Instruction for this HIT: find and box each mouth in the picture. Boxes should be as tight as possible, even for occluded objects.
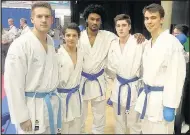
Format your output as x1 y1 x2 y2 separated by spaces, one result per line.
41 25 48 27
147 26 154 29
92 25 98 28
68 41 74 44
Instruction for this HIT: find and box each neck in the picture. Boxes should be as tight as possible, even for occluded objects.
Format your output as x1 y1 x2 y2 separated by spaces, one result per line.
65 45 77 53
87 27 98 37
32 28 47 43
119 34 130 45
23 24 27 28
151 28 163 41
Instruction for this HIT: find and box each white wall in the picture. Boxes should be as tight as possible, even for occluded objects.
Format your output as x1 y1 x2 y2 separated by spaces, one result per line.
55 9 71 26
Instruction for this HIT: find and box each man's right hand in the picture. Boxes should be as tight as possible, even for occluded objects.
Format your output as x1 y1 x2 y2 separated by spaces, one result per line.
20 119 32 132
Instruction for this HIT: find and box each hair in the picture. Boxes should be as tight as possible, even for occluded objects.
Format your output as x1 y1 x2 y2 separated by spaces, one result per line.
62 23 81 37
83 4 106 22
8 18 14 22
20 18 27 24
31 2 52 16
175 24 189 36
143 3 165 18
114 14 131 25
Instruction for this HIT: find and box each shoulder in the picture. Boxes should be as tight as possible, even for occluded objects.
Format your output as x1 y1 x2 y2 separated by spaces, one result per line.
47 34 54 44
101 30 117 36
7 33 30 55
159 32 184 53
110 38 119 50
80 30 87 37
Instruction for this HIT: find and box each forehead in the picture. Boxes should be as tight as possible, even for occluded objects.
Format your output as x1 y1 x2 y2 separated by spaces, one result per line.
88 13 101 19
116 20 129 25
32 7 51 16
65 29 79 35
8 19 13 22
144 11 160 18
173 28 181 33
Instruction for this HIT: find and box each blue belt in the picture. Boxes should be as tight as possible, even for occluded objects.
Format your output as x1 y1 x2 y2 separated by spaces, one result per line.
57 85 81 118
81 69 104 96
138 84 164 119
117 75 139 115
25 90 62 134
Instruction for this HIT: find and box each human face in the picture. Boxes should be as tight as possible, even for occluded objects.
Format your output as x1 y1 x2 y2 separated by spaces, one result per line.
144 11 164 34
87 13 101 32
8 19 13 26
20 20 25 27
115 20 131 38
31 7 52 33
173 28 182 36
64 29 79 48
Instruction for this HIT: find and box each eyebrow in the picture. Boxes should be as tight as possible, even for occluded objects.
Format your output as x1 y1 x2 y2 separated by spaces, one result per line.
145 15 157 18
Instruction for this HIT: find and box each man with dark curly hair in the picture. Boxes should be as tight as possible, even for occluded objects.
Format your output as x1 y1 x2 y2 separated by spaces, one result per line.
79 5 117 134
79 4 146 134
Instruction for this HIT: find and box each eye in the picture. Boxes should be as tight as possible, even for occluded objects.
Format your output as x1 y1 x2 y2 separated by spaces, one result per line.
45 15 50 18
37 15 42 18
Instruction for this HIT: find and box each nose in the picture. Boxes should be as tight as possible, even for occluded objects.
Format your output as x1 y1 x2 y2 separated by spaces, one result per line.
119 26 123 30
147 19 152 24
92 20 98 25
41 16 46 22
69 36 73 40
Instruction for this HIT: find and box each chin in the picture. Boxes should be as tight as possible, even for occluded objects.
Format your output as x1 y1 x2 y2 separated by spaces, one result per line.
67 44 75 47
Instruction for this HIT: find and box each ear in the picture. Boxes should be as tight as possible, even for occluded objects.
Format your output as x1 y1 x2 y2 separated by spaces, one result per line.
160 17 164 25
129 24 131 31
30 17 34 24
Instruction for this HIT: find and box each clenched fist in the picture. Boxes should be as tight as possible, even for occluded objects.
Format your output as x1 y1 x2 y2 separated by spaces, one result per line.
20 119 32 132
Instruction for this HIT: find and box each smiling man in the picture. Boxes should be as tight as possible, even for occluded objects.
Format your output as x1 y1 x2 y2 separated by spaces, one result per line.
135 3 186 134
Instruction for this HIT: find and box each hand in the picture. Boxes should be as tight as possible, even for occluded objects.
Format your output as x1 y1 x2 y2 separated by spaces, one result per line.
20 119 32 132
2 40 8 45
134 33 146 44
163 106 175 122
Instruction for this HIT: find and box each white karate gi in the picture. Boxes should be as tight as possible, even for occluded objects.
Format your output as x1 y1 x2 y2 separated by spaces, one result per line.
135 30 186 134
4 31 59 134
79 30 117 134
8 25 18 41
107 35 146 134
21 25 31 35
57 45 83 134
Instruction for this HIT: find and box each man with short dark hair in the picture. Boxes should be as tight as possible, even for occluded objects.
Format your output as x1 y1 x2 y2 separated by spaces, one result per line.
57 23 83 134
135 3 186 134
107 13 146 134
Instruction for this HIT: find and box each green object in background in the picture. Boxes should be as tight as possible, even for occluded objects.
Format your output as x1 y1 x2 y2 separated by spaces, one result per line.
183 37 189 52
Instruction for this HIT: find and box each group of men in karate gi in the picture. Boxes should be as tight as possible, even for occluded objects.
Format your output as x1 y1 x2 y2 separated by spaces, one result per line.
4 1 187 134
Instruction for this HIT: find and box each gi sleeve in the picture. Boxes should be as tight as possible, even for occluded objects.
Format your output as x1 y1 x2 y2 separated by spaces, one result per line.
4 40 30 124
105 41 117 79
163 38 186 108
